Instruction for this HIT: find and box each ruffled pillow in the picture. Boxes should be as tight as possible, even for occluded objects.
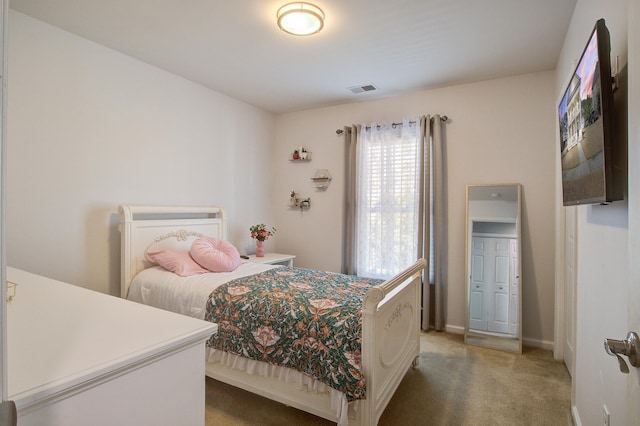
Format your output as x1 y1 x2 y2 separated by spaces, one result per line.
147 250 209 277
190 237 241 272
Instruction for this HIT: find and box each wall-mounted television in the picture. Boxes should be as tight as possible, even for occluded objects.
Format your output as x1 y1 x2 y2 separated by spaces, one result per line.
558 18 623 206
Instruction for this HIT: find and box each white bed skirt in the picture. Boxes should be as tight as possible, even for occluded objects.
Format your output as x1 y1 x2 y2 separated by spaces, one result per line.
206 347 357 425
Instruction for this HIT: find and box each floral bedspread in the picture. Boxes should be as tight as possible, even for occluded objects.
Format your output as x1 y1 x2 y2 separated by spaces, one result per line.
204 267 383 401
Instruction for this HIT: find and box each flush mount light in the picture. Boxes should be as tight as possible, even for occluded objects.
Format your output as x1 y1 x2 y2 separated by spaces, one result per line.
277 2 325 36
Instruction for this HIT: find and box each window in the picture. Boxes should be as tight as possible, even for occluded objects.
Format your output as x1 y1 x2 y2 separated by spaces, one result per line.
356 121 420 279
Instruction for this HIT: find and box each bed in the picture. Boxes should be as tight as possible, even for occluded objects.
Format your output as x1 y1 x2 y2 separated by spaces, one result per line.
119 205 426 426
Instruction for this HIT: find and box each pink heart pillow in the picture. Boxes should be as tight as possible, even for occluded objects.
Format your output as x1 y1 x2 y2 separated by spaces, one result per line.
147 250 209 277
190 237 241 272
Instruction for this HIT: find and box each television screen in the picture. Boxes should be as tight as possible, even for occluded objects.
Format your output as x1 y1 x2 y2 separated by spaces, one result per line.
558 19 618 206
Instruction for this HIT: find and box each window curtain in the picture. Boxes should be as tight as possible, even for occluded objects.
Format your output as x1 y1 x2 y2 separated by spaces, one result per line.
342 124 360 276
418 115 445 331
341 115 445 330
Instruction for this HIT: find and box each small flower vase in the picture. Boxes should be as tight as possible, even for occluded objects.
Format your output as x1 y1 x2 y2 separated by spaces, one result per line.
256 240 264 257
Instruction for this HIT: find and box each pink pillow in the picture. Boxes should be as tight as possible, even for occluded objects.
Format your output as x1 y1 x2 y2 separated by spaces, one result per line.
148 250 209 277
190 237 241 272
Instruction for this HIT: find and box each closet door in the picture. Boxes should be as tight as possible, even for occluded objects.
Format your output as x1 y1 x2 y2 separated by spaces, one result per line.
509 239 519 336
469 238 488 331
470 236 511 334
487 238 510 334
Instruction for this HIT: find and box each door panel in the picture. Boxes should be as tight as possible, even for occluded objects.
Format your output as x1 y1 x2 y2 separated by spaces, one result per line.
509 240 519 335
490 292 510 333
470 248 487 330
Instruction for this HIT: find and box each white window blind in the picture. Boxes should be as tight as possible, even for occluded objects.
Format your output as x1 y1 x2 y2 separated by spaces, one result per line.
356 121 420 279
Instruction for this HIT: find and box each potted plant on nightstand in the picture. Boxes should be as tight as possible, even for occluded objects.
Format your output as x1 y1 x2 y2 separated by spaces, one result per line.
249 223 276 257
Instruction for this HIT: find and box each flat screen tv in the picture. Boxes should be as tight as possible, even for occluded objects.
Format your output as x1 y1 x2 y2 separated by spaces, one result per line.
558 19 622 206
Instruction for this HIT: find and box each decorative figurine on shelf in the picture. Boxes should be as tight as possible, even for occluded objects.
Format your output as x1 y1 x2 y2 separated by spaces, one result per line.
249 223 276 257
300 147 308 160
300 198 311 209
290 190 300 207
292 150 300 160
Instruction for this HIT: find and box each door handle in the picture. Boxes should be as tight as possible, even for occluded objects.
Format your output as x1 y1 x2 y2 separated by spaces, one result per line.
604 332 639 374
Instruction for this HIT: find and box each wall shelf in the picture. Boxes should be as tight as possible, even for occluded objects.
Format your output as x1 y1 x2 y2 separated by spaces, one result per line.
289 149 311 161
311 169 332 189
288 190 311 210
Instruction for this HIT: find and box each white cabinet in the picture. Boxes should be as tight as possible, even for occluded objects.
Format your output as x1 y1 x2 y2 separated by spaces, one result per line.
7 267 216 425
247 253 295 267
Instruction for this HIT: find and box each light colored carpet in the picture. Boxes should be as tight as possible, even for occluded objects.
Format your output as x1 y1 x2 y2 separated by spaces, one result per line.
205 331 572 425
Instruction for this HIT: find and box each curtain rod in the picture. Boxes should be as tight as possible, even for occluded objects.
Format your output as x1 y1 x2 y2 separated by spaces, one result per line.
335 115 448 135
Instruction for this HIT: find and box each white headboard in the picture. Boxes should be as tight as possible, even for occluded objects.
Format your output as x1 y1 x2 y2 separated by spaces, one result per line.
118 205 226 298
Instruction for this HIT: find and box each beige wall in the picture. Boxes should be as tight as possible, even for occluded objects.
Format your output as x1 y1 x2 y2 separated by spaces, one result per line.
274 71 558 347
7 11 276 295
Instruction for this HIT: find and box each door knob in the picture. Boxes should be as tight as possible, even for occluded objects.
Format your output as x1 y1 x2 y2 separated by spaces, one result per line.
604 332 639 374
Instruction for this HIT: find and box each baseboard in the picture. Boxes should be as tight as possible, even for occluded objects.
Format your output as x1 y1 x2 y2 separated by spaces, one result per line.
522 337 554 351
440 325 555 351
571 404 580 425
445 325 464 335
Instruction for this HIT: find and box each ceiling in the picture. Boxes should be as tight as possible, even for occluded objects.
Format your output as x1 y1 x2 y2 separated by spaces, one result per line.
9 0 577 114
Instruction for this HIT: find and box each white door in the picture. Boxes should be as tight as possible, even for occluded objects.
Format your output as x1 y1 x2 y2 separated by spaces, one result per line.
470 238 487 331
564 207 577 377
627 2 640 420
470 236 512 334
488 238 510 334
509 239 519 336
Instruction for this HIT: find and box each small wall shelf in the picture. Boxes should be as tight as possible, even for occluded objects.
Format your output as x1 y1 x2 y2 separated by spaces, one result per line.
311 169 332 189
288 190 311 210
289 148 311 161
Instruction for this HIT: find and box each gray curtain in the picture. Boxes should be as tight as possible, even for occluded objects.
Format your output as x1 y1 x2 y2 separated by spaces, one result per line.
419 115 445 331
342 124 360 275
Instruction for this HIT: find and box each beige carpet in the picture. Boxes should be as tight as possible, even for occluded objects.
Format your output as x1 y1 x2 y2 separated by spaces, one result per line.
205 331 572 425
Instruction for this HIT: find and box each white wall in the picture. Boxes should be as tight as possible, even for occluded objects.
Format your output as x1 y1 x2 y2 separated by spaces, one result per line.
554 0 630 424
7 11 276 295
274 71 558 346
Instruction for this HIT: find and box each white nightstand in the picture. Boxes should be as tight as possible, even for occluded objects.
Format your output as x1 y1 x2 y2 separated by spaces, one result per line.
247 253 295 267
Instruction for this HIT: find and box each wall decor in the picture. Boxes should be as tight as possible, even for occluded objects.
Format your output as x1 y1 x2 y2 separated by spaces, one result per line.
289 190 311 210
311 169 331 189
289 147 311 161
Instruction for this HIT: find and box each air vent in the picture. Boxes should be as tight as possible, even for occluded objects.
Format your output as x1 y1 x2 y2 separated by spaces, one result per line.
348 84 377 94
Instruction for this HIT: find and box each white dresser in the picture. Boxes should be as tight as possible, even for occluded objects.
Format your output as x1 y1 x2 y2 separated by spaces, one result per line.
6 267 216 426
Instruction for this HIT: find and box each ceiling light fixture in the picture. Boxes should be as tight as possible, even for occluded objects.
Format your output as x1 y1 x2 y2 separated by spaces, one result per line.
277 2 325 36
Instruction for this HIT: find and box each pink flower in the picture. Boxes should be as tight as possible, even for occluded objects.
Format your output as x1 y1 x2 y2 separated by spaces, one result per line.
344 350 362 369
252 326 280 347
303 337 318 350
290 281 313 290
349 281 372 288
310 298 340 310
227 285 250 296
249 224 276 242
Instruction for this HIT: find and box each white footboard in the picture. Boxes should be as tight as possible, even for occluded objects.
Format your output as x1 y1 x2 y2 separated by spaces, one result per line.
355 258 426 425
